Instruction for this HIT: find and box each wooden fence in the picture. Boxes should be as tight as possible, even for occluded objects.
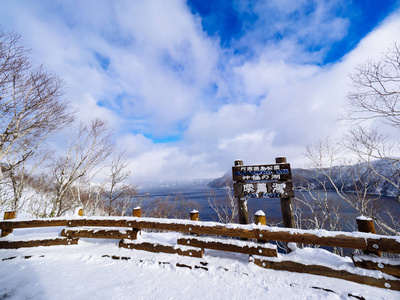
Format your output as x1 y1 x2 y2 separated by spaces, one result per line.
1 210 400 291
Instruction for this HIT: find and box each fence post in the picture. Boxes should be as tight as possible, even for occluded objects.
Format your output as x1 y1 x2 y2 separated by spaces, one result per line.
1 211 16 237
190 210 199 236
255 210 267 243
255 210 266 226
132 207 142 236
133 207 142 218
190 210 199 221
356 216 381 257
276 157 295 229
233 159 249 225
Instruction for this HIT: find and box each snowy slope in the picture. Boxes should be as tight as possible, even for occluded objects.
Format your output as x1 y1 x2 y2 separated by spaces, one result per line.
0 227 399 299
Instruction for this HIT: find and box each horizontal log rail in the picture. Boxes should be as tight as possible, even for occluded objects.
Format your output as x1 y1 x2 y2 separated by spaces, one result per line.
0 238 78 249
177 236 278 257
0 219 69 229
119 240 204 258
125 218 400 255
1 216 400 254
352 254 400 278
61 228 139 240
253 257 400 291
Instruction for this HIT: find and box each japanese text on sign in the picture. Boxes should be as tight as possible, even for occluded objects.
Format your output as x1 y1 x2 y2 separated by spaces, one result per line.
238 182 294 198
232 163 292 182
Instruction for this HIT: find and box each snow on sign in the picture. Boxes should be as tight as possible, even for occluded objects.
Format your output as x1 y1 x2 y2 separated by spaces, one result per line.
232 163 291 182
235 182 294 198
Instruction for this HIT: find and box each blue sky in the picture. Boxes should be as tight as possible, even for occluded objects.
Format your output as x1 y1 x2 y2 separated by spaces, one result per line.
1 0 400 183
188 0 397 63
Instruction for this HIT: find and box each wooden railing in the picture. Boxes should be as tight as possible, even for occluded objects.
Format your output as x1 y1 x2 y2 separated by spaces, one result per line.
1 211 400 291
1 216 400 254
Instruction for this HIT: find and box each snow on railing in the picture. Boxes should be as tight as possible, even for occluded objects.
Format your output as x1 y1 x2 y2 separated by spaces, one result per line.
1 211 400 254
2 209 400 291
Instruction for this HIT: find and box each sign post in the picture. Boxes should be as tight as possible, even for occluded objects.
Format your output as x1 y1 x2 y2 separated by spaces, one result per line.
275 157 295 230
232 157 295 251
233 160 249 224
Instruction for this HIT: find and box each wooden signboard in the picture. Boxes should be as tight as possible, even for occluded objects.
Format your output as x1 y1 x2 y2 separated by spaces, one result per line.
232 163 291 182
232 158 295 250
234 181 294 199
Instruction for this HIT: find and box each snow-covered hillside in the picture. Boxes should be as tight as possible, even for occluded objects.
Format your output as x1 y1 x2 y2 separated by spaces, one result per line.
1 226 399 299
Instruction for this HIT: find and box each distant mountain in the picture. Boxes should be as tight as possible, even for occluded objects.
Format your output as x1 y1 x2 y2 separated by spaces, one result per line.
208 159 400 198
142 178 214 189
294 159 400 198
208 171 232 189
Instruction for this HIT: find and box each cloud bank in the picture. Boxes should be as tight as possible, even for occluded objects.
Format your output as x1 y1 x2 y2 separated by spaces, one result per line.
1 0 400 184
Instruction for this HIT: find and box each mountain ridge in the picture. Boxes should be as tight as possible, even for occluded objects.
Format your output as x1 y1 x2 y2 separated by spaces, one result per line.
208 159 400 198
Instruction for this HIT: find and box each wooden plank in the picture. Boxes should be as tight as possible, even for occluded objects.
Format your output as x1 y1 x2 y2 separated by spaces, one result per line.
0 238 78 249
118 240 203 258
234 181 294 198
357 217 381 256
1 211 16 237
125 219 400 254
253 258 400 291
2 217 400 255
256 230 368 250
352 255 400 278
177 237 277 257
232 163 292 182
233 160 250 225
126 220 256 239
366 237 400 255
66 219 128 227
0 219 68 230
61 228 138 239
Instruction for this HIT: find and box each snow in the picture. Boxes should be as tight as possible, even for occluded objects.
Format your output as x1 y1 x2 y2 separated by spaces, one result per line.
1 227 400 299
357 215 373 221
254 247 398 280
353 254 400 266
255 210 265 216
0 226 65 242
3 215 400 244
181 235 277 250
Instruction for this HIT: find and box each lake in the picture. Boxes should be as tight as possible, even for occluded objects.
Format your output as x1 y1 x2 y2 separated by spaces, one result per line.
132 185 400 231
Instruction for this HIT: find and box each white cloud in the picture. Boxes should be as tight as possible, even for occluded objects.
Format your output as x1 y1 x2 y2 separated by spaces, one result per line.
116 133 222 183
1 1 400 182
1 0 220 136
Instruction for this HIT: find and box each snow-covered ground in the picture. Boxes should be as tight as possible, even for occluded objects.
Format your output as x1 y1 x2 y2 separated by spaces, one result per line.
1 227 399 299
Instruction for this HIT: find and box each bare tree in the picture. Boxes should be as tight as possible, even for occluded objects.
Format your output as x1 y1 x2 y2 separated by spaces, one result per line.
340 43 400 235
23 173 55 218
294 169 343 233
342 43 400 201
2 142 53 211
207 185 238 223
299 138 400 236
72 173 107 216
294 140 345 237
0 30 74 181
49 118 114 217
147 193 199 219
344 126 400 199
345 43 400 127
296 44 400 239
103 151 136 216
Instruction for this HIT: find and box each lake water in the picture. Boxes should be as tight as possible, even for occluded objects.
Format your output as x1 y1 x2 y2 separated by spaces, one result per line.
132 185 400 231
133 185 225 221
